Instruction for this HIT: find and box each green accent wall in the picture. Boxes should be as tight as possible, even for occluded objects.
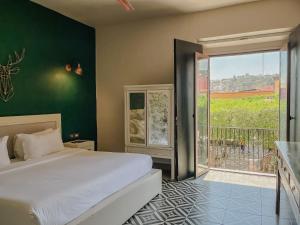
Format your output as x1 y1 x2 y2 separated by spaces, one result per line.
0 0 97 143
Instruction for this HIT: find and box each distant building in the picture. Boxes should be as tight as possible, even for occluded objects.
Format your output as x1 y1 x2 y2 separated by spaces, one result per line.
210 75 279 98
210 74 279 94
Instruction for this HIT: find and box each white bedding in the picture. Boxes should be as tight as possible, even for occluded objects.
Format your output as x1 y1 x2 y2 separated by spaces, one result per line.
0 148 152 225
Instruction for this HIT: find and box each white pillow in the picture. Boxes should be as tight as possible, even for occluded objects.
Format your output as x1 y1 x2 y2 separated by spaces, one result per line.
14 128 53 159
22 129 64 160
0 136 11 168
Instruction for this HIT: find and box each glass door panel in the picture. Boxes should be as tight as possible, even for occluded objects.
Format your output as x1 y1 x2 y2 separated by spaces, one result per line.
147 90 171 147
195 52 210 177
279 44 288 141
128 92 146 145
289 45 297 141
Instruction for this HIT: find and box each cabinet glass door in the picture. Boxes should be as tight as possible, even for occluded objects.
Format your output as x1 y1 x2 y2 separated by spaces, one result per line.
128 92 146 145
147 90 171 147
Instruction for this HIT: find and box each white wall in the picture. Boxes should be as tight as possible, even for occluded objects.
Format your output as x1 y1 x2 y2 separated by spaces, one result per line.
96 0 300 152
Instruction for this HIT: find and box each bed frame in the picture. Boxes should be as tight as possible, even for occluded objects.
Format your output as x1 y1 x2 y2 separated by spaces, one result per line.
0 113 162 225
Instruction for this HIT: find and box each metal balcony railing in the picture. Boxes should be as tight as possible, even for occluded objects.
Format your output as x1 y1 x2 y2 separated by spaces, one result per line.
209 127 278 174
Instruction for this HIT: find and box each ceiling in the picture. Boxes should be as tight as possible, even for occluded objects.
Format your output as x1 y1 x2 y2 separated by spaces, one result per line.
31 0 263 27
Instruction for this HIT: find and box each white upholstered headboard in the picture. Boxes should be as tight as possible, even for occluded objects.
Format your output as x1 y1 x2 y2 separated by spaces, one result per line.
0 114 61 158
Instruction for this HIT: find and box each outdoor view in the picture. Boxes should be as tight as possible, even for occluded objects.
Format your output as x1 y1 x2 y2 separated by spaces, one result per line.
208 51 280 173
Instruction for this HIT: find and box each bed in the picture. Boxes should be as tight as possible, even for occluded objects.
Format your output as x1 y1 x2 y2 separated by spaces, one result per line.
0 114 162 225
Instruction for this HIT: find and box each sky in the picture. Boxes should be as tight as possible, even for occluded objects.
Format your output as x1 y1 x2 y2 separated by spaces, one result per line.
210 51 280 80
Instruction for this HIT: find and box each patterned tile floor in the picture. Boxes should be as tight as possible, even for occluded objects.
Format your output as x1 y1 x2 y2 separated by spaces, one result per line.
124 170 297 225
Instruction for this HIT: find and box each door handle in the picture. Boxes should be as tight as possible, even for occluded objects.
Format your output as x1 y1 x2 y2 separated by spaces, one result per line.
290 116 295 120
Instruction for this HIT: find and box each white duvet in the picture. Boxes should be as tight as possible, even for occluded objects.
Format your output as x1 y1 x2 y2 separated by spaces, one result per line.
0 148 152 225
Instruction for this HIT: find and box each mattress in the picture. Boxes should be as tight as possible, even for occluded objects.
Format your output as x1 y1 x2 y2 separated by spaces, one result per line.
0 148 152 225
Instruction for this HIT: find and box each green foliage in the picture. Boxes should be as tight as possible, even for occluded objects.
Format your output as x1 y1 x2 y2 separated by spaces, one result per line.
209 94 279 129
196 94 279 150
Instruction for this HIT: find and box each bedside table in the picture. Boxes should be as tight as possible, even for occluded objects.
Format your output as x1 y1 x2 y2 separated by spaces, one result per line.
64 140 95 151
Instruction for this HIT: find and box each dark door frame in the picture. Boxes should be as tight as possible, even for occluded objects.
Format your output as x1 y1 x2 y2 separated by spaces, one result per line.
174 39 203 180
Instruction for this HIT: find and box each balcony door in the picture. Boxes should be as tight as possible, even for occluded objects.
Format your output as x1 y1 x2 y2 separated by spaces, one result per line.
288 25 300 141
174 39 203 180
195 53 210 177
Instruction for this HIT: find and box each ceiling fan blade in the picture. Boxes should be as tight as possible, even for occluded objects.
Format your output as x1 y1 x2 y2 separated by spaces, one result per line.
117 0 135 12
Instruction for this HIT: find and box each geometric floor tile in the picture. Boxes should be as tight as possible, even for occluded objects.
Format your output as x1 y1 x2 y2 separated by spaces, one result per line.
223 210 261 225
261 216 296 225
195 194 229 209
188 205 225 224
184 217 221 225
124 170 296 225
227 198 262 215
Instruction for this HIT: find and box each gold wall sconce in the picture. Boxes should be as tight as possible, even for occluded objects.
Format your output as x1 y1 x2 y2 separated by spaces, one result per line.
65 61 83 76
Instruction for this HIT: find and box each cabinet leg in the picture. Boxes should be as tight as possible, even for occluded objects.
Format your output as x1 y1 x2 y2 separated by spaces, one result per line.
276 170 281 215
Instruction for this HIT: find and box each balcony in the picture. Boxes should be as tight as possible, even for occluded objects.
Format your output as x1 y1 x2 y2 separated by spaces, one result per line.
208 127 278 174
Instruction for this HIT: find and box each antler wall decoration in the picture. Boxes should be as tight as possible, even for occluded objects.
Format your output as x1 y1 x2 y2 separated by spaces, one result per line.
0 48 25 102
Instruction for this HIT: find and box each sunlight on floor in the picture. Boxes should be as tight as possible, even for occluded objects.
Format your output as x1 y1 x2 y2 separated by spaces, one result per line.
126 169 295 225
202 170 276 189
